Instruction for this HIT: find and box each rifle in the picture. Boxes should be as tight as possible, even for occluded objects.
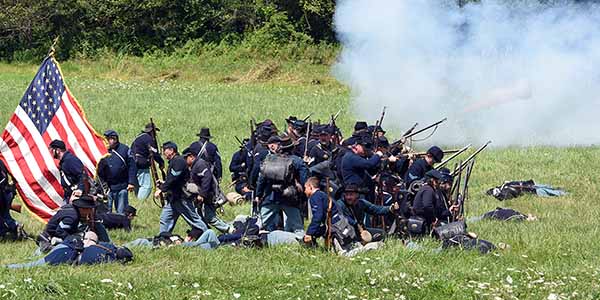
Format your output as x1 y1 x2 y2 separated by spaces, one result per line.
451 162 463 221
451 141 491 176
304 120 311 158
372 106 387 149
435 144 472 169
458 160 475 219
330 109 341 125
374 177 386 231
390 118 447 147
302 113 313 122
329 110 342 145
325 178 333 250
403 122 419 138
374 106 387 130
148 118 165 207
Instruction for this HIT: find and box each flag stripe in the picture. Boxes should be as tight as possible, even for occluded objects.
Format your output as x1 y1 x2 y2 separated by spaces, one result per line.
62 90 104 160
0 137 55 218
64 87 107 153
4 120 63 207
1 129 56 208
13 107 62 183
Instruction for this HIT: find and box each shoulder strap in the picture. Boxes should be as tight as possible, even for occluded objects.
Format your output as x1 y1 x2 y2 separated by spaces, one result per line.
111 148 127 165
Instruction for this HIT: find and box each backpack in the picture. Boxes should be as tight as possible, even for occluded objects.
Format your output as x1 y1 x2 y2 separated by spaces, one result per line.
482 207 528 221
442 234 496 254
330 206 358 251
260 154 295 184
433 221 466 240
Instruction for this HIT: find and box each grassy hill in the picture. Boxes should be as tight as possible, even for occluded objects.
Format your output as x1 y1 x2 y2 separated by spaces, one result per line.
0 58 598 299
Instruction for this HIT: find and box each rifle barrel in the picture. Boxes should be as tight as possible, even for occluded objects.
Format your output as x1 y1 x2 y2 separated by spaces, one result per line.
403 117 447 139
402 122 419 138
435 144 472 169
451 141 491 176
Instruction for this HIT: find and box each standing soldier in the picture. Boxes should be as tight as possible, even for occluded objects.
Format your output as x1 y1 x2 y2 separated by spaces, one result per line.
97 130 137 213
341 136 383 202
48 140 84 203
189 149 232 233
154 142 208 236
285 116 308 158
308 125 335 167
131 123 164 200
255 136 309 233
188 128 223 181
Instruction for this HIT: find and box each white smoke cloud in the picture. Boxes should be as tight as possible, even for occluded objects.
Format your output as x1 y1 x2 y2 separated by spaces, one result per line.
334 0 600 146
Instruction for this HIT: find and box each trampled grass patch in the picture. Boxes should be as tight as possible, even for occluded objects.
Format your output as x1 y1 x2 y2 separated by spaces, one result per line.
0 61 599 299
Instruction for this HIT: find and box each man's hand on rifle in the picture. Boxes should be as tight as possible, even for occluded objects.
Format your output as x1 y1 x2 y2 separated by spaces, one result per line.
388 155 398 163
127 184 135 192
154 189 162 198
156 179 164 186
253 197 261 206
196 195 204 204
389 202 400 213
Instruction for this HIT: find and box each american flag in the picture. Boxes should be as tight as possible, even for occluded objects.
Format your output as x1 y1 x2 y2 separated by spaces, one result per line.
0 57 107 222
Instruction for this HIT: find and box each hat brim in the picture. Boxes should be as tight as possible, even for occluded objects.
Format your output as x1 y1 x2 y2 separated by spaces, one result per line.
196 134 213 139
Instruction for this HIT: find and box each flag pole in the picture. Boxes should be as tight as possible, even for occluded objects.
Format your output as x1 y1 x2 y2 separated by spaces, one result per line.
47 37 59 58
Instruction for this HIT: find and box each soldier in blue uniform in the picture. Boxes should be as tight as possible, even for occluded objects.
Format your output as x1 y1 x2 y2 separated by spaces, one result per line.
155 143 208 235
130 123 164 200
341 136 383 203
97 130 137 213
412 169 458 231
308 125 334 167
96 205 137 231
335 185 399 242
190 153 232 233
302 177 335 245
285 117 308 158
404 146 444 186
78 233 133 265
344 121 370 146
249 125 274 187
188 128 223 181
7 232 132 268
49 139 84 203
255 136 309 233
39 195 110 252
0 160 25 240
229 138 253 201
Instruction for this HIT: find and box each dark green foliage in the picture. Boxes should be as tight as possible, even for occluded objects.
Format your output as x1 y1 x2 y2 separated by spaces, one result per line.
0 0 336 62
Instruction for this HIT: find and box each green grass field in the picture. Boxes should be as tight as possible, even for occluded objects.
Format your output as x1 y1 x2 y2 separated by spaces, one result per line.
0 59 599 300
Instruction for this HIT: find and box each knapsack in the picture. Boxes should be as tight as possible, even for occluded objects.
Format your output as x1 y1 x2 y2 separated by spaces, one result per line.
482 207 528 221
330 206 358 251
260 154 295 184
442 234 496 254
